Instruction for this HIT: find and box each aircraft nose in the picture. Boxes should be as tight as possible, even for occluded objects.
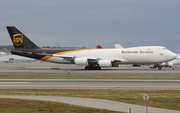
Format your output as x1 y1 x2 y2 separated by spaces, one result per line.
168 52 178 60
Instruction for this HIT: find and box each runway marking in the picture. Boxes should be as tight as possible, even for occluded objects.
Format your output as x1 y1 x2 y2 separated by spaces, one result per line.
0 82 29 84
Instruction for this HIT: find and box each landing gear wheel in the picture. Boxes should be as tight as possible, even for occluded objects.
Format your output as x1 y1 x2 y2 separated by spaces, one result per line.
85 66 90 70
158 66 162 70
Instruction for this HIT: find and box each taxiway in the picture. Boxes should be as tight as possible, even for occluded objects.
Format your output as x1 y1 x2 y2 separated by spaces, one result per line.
0 79 179 90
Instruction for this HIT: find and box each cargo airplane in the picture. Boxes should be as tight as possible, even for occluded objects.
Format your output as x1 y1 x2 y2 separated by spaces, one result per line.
7 26 177 70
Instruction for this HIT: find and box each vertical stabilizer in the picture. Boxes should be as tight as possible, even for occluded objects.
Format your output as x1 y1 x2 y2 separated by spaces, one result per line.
6 26 40 49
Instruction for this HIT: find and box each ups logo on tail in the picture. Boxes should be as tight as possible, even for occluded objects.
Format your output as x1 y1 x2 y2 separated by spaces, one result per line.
13 34 23 46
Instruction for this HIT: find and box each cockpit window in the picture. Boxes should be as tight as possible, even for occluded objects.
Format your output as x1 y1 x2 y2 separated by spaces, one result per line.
163 48 167 50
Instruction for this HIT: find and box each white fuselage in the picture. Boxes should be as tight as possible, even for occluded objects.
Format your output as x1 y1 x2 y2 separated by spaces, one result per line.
45 46 177 65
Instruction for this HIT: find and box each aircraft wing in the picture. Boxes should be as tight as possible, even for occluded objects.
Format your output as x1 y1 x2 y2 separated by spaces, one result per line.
52 54 98 62
52 54 128 63
52 55 75 61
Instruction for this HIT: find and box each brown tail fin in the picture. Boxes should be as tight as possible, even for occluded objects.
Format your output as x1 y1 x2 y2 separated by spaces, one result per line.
6 26 40 49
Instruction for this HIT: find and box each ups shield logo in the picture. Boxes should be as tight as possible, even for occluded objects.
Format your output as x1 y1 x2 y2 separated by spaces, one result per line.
13 34 23 46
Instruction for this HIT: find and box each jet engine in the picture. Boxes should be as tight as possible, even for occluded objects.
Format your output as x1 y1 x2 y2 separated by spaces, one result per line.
167 62 173 66
161 62 173 67
74 58 88 65
98 60 112 67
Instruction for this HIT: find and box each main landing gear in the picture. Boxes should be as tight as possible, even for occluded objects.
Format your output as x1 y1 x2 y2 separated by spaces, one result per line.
152 64 162 70
85 66 101 70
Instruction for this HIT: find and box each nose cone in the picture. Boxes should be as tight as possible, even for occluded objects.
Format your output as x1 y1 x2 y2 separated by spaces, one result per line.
167 52 178 61
173 53 178 59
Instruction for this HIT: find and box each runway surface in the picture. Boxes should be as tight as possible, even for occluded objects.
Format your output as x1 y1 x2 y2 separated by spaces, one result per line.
0 95 179 113
0 79 180 90
0 62 180 76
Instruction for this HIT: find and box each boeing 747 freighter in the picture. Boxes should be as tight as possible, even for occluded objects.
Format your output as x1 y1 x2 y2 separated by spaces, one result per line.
6 26 177 70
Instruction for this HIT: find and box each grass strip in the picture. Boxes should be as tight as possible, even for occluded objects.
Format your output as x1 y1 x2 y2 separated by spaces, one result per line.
0 90 179 111
0 98 122 113
0 75 180 79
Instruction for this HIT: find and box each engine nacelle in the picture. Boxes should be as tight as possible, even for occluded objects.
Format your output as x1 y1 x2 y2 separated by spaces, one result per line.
167 62 173 66
161 62 173 67
74 58 88 65
98 60 112 67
